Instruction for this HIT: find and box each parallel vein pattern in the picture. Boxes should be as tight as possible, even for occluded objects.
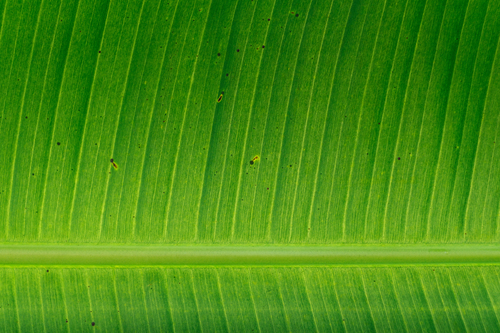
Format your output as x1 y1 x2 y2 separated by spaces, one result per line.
1 266 499 332
0 0 500 245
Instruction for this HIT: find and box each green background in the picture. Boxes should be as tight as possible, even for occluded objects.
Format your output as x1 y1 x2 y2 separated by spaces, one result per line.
1 0 500 330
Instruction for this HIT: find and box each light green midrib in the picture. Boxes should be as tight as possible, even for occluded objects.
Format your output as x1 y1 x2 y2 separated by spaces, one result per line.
0 244 499 265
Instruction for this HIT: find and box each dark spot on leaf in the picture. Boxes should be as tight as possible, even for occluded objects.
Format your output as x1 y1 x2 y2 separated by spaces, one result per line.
92 322 95 326
237 49 240 52
217 53 220 56
296 13 299 17
398 157 400 160
262 45 265 48
110 159 114 163
46 270 49 272
57 142 60 145
250 161 254 165
226 73 229 76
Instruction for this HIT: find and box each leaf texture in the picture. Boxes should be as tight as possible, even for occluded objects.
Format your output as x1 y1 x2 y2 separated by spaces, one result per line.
0 0 499 330
1 267 500 332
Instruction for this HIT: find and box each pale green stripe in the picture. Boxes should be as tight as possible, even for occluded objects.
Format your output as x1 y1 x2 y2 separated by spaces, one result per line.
0 244 498 265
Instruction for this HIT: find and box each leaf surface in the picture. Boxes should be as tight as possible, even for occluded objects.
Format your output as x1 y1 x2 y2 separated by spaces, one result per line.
1 0 500 330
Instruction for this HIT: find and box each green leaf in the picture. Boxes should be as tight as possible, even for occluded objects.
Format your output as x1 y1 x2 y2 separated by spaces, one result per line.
1 0 500 330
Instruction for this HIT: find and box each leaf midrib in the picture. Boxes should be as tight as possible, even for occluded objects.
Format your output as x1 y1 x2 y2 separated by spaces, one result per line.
0 244 499 266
